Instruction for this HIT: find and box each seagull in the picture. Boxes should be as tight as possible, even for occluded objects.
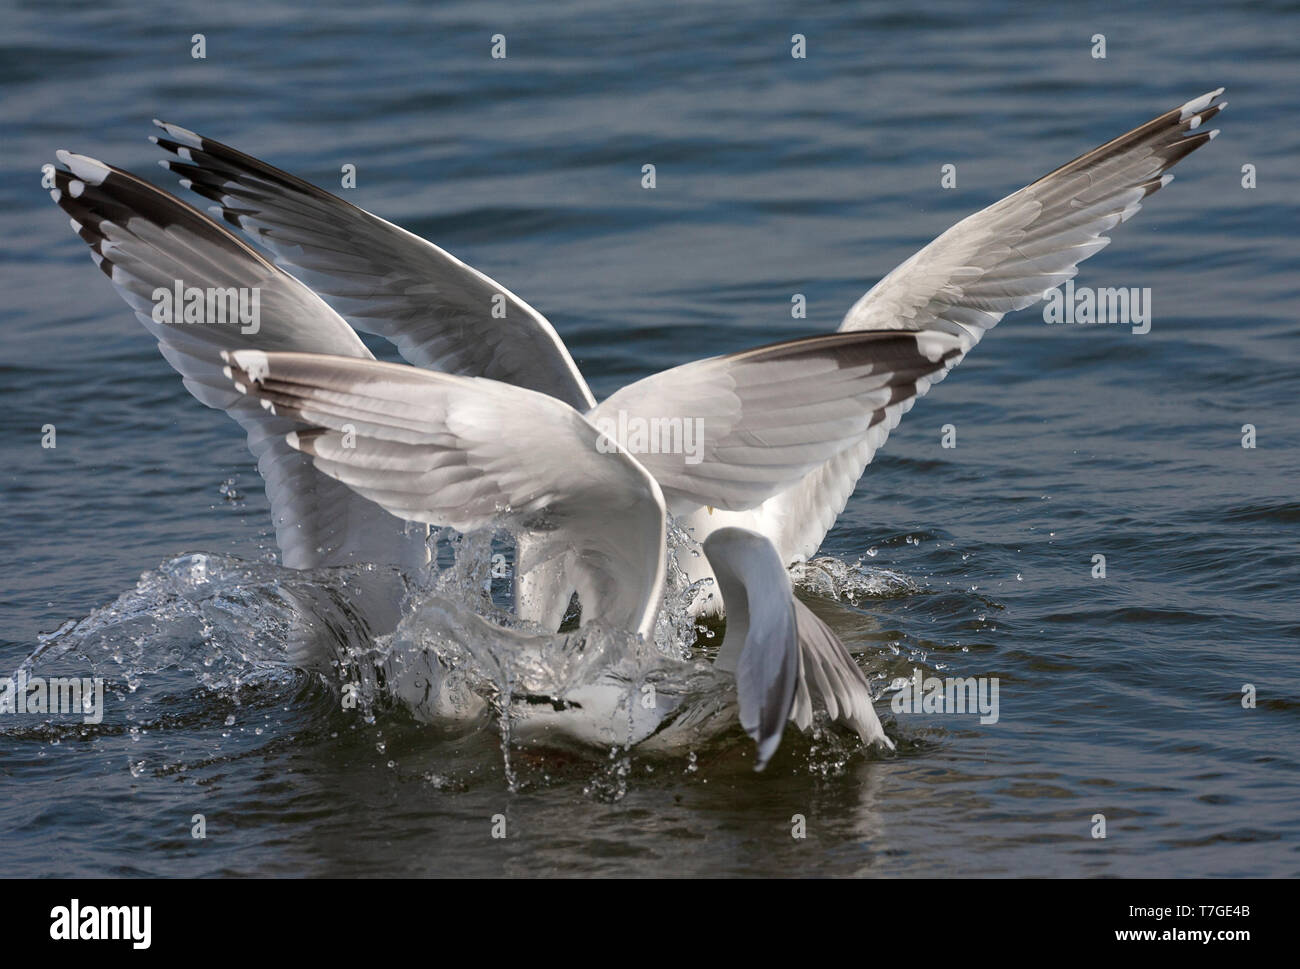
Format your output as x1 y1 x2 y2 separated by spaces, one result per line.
45 89 1224 758
47 141 960 759
131 88 1224 617
220 348 907 766
47 143 964 624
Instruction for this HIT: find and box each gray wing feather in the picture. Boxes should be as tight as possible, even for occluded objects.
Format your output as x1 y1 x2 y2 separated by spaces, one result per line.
791 599 894 750
151 121 596 411
592 330 962 514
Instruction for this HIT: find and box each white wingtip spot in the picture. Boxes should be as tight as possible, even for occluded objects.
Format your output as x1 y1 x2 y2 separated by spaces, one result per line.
152 119 203 148
233 381 248 394
231 349 270 383
68 179 85 198
54 150 110 186
49 188 61 203
1178 87 1225 121
285 431 301 449
68 216 82 233
1188 114 1202 129
915 331 963 363
179 178 192 190
1208 129 1220 140
1159 172 1174 187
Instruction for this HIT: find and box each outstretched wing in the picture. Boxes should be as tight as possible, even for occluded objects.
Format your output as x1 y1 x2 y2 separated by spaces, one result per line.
842 88 1225 341
151 121 595 410
708 89 1227 564
590 330 962 513
48 151 428 571
222 351 666 639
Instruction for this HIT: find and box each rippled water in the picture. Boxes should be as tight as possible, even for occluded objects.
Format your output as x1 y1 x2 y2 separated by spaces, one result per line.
2 0 1297 876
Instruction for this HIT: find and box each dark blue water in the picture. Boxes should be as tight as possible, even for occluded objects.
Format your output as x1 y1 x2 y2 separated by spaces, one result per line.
2 0 1297 876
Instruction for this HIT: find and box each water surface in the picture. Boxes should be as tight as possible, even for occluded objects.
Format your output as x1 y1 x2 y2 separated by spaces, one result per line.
2 0 1297 876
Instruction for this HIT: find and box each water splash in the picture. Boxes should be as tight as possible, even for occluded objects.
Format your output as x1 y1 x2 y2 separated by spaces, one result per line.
18 528 913 786
789 555 919 604
23 552 406 694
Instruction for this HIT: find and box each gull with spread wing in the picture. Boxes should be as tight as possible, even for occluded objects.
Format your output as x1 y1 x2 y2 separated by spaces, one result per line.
46 146 960 754
46 89 1224 759
137 88 1225 615
48 142 966 623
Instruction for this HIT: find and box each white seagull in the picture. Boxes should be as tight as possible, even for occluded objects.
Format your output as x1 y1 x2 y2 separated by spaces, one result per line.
46 88 1224 758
